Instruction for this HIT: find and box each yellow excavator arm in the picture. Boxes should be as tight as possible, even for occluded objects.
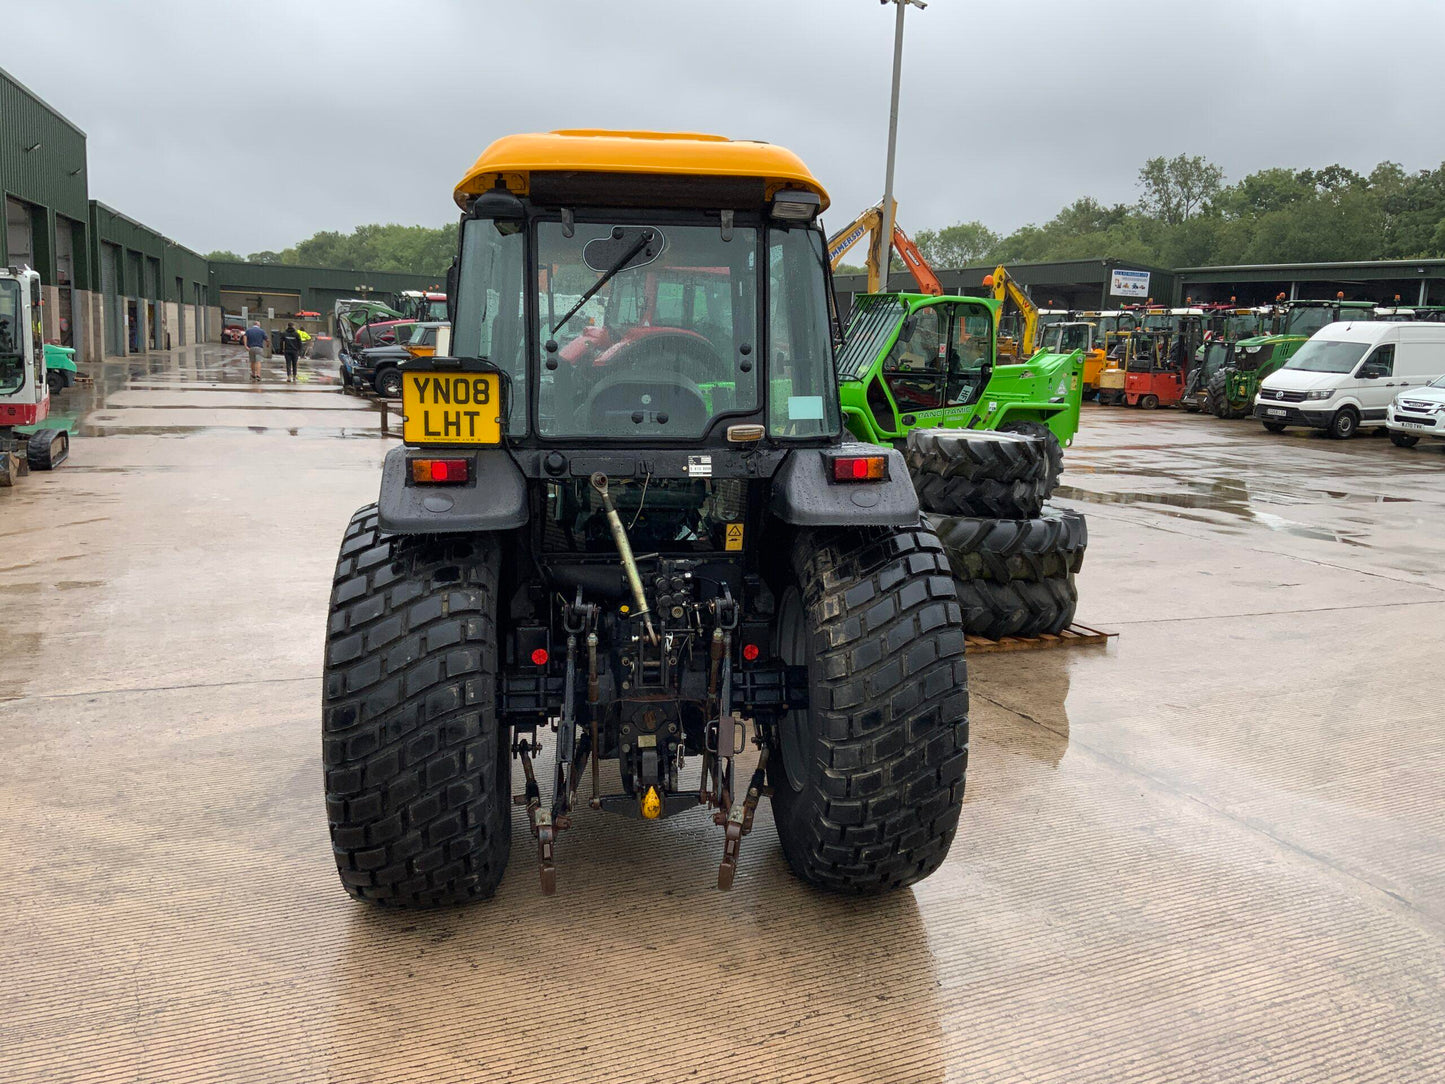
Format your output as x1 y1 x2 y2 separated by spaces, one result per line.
827 204 888 293
986 264 1039 358
827 200 943 296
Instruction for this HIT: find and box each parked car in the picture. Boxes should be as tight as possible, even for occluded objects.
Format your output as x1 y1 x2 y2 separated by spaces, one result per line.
1386 373 1445 447
351 319 416 350
1254 321 1445 438
341 322 447 398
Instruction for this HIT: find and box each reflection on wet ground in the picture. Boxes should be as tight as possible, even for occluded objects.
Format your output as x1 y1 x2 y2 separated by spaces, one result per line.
1 370 1444 1081
42 343 395 440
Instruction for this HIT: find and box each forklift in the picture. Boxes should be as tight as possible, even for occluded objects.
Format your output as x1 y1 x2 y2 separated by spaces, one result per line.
1 267 70 486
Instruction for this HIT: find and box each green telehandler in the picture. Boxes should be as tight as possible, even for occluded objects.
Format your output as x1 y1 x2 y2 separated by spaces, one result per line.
835 291 1084 489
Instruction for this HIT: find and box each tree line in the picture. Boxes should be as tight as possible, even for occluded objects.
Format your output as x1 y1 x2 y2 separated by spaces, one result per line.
904 155 1445 273
207 222 456 276
206 155 1445 278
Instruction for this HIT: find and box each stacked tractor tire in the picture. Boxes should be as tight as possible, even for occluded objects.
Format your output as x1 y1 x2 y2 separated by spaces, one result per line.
906 429 1087 640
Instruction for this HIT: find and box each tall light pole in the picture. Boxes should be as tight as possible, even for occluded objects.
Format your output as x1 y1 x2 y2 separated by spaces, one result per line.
878 0 925 292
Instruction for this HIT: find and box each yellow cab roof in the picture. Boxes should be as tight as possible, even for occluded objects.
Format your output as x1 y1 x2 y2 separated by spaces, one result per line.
453 129 829 211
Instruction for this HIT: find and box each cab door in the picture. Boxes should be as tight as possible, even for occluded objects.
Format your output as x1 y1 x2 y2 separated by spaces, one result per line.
879 301 949 428
1353 343 1396 421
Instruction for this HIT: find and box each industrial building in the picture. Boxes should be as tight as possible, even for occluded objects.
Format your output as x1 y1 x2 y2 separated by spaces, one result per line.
2 66 437 364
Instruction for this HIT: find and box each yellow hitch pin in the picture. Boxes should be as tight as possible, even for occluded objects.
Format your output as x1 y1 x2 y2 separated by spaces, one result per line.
641 786 662 820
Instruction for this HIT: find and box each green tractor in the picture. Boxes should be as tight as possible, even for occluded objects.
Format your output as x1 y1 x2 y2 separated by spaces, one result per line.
1207 299 1376 419
835 291 1084 487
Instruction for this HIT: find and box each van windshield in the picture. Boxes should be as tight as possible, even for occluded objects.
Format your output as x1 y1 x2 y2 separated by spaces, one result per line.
1283 339 1369 374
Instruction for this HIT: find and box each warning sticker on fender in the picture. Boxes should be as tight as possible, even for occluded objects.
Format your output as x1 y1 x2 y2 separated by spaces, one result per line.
725 523 744 550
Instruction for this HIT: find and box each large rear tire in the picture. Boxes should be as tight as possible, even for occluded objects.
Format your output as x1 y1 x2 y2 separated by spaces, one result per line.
998 419 1064 497
928 505 1087 583
954 575 1078 640
906 429 1049 518
770 526 968 894
322 504 511 907
1206 368 1244 419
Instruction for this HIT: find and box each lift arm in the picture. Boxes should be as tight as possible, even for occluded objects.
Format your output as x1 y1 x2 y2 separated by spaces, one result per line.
987 264 1039 357
827 201 943 296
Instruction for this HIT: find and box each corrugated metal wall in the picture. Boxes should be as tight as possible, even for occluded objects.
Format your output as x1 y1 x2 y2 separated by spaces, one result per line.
1 68 90 287
208 261 444 314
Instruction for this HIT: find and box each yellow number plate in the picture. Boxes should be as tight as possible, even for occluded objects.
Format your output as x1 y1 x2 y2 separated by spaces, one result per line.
402 372 502 444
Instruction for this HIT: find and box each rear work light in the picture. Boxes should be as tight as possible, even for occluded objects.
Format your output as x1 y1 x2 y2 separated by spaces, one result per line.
410 457 471 484
829 455 888 483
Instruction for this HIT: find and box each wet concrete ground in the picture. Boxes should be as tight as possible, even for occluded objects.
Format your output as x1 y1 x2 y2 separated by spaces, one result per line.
2 346 1443 1082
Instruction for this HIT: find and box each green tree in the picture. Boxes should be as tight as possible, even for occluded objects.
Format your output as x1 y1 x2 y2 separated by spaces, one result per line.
246 250 283 265
205 249 242 262
1137 154 1225 225
912 220 1001 269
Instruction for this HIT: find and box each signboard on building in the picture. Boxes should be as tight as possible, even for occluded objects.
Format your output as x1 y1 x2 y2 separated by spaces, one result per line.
1110 269 1151 298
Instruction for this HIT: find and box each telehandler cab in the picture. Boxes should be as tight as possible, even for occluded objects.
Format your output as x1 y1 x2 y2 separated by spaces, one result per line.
0 266 70 485
322 131 969 906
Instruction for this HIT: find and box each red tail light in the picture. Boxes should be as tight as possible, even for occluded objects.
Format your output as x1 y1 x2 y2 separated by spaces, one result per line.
530 648 549 666
410 457 470 484
742 643 760 662
830 455 887 483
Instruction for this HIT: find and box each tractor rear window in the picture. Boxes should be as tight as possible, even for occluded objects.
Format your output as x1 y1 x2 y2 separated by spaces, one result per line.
536 222 758 440
452 219 527 433
767 228 839 438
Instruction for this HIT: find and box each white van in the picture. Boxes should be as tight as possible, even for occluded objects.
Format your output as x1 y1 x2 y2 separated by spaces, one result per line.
1255 321 1445 439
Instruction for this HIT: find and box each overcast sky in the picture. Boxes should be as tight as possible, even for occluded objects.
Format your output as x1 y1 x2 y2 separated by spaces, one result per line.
10 0 1445 255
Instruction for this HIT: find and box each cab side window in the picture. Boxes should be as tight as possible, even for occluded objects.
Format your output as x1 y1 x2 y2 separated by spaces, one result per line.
1360 344 1394 378
882 309 945 410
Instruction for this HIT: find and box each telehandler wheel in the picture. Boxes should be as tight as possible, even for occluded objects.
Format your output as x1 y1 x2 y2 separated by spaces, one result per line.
954 574 1078 640
25 429 69 471
905 429 1049 519
322 504 511 907
927 505 1087 583
1389 431 1420 448
998 419 1064 497
770 525 968 894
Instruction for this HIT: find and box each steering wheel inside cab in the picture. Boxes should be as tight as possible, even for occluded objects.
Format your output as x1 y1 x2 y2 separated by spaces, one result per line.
583 338 719 435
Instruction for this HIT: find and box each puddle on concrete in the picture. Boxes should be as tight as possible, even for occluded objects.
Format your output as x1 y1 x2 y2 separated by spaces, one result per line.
44 345 388 440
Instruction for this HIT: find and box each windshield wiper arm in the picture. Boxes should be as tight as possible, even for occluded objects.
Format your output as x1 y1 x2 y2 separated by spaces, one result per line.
550 230 652 334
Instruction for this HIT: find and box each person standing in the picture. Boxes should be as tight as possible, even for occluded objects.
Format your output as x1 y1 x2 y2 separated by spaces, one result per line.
244 321 267 382
281 323 302 383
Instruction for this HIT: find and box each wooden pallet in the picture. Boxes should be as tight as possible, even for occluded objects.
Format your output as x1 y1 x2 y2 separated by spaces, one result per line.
965 622 1116 654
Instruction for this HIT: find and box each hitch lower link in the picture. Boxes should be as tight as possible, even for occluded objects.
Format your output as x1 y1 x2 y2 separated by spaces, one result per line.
701 587 768 890
515 591 598 896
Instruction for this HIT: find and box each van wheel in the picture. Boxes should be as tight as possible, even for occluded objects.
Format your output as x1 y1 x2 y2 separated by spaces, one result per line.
1262 421 1286 433
1328 407 1359 439
1389 431 1420 448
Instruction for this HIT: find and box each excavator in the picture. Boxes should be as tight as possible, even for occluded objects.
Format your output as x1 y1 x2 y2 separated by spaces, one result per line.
986 264 1041 362
826 199 942 296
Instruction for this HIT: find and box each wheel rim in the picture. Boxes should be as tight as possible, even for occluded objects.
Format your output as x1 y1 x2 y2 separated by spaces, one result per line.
775 587 811 793
378 371 401 397
1337 413 1355 437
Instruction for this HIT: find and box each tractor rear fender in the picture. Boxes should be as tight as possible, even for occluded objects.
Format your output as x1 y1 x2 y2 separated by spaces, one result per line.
769 444 919 526
377 445 528 534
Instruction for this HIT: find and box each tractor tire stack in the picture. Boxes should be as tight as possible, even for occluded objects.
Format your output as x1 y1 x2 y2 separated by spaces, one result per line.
906 429 1087 640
